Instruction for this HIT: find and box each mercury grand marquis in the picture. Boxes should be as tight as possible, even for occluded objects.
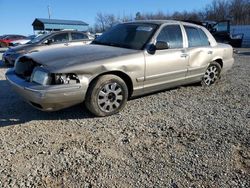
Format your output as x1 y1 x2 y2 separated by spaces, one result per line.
5 20 234 116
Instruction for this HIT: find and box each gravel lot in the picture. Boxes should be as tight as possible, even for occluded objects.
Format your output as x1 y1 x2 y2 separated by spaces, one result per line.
0 48 249 187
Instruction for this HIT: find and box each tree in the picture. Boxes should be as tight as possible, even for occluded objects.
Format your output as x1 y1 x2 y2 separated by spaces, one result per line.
93 0 250 31
230 0 250 24
95 12 120 32
204 0 230 21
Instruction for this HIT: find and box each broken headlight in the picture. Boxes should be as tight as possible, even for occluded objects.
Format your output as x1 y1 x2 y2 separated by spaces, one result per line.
31 67 80 85
52 73 80 85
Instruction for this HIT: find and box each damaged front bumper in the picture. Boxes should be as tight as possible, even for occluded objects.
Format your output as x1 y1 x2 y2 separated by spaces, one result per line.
5 68 87 111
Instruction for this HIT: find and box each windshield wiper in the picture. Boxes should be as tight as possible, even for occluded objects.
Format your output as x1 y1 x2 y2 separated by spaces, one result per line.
92 41 132 49
92 40 120 47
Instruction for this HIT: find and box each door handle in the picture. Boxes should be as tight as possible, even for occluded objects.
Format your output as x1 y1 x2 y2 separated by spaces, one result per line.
180 54 188 58
208 51 213 55
64 43 69 46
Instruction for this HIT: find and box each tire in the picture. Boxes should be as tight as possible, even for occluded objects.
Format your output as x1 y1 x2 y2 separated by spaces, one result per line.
201 61 222 86
85 75 128 117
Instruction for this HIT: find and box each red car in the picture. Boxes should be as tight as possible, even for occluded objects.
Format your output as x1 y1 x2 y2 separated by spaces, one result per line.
0 35 27 47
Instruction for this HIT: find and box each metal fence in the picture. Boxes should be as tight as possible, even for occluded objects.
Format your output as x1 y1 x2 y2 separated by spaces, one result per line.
231 25 250 47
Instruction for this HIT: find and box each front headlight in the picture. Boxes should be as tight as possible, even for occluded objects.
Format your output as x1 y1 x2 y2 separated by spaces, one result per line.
31 67 51 85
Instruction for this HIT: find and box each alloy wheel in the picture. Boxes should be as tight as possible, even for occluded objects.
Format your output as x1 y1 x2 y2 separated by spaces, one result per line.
97 82 123 112
203 65 219 86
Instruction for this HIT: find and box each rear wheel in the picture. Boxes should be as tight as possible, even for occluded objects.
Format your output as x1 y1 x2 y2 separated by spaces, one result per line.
202 62 221 86
85 75 128 117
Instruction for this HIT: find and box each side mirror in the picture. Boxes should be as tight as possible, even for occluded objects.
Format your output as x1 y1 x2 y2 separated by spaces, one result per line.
156 41 170 50
44 39 53 45
147 44 157 55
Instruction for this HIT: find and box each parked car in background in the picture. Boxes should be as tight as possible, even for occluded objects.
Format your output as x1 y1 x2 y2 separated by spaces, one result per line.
2 31 93 65
6 20 234 116
9 35 37 47
94 33 103 39
0 35 27 47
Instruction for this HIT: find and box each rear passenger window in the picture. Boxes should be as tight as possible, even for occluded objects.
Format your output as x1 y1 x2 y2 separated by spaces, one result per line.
71 33 88 40
198 29 210 46
184 26 210 47
157 25 183 49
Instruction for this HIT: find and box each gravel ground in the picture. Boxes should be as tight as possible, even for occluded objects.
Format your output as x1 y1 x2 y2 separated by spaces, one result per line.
0 48 249 187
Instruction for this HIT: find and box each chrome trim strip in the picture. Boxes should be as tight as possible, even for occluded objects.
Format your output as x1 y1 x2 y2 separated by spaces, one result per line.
145 69 187 81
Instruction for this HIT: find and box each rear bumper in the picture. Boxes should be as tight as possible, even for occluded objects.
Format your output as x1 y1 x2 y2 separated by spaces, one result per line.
5 68 87 111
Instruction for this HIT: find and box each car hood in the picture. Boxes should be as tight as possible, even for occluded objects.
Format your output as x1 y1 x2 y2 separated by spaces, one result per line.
24 44 140 70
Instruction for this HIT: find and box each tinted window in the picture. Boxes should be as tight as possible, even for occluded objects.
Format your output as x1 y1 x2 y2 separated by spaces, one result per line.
71 33 88 40
185 26 210 47
92 23 158 50
157 25 183 49
50 33 69 43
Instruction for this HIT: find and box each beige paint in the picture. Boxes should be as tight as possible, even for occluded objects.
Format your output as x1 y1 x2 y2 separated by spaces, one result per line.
6 20 234 111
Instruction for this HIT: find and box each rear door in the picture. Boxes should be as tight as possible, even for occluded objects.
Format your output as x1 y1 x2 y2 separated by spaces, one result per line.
184 25 213 79
144 24 189 92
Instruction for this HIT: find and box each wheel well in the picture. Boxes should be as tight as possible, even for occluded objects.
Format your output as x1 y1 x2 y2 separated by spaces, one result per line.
214 59 223 68
89 71 134 98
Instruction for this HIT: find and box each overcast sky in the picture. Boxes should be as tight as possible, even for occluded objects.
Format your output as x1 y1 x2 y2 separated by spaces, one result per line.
0 0 213 35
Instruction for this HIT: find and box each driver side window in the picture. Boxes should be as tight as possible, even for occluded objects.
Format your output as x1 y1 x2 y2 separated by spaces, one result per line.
157 25 183 49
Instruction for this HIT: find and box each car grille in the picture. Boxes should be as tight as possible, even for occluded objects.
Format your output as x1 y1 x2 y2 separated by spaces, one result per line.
15 57 37 80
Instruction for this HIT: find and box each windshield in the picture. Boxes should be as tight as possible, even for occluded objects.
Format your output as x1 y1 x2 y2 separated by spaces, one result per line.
92 23 158 50
27 33 50 44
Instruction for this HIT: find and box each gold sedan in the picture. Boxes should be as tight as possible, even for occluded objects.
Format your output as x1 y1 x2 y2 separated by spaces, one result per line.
6 20 234 116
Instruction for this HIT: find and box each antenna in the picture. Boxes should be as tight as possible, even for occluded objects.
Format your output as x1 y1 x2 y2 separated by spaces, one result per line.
48 5 51 19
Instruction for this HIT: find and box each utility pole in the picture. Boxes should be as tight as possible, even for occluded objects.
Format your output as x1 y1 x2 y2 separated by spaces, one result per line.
48 5 51 19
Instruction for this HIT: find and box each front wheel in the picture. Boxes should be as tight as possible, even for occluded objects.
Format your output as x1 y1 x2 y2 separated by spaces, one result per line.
202 62 222 86
85 75 128 117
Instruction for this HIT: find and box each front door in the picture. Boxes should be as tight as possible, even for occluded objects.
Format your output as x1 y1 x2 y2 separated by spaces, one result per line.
144 24 188 93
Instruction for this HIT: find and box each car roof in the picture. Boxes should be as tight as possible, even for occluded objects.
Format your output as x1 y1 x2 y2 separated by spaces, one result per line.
129 20 180 25
47 30 85 34
126 20 203 27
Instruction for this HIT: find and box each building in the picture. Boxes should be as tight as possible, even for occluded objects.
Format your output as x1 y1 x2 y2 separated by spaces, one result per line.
32 18 89 32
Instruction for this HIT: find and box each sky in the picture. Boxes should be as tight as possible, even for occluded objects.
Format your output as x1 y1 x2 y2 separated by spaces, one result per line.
0 0 213 35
